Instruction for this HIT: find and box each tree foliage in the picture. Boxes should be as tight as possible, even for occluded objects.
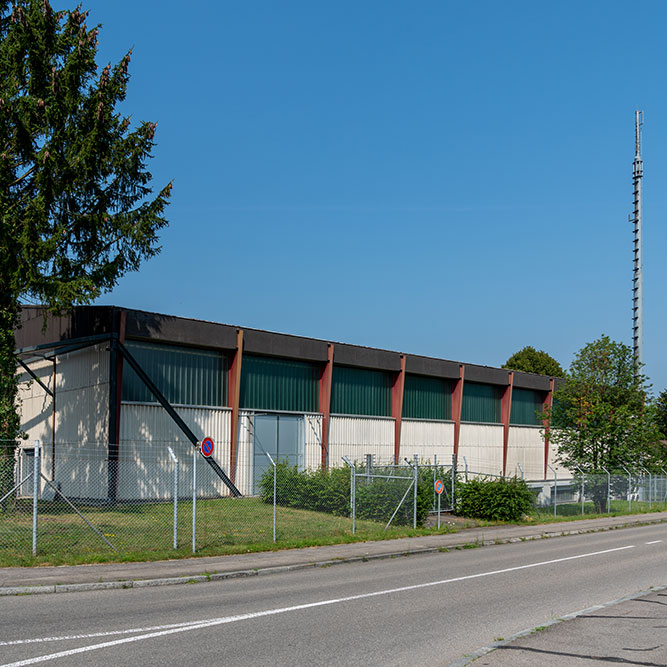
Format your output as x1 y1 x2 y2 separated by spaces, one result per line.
656 389 667 440
0 1 171 441
502 346 564 377
546 335 663 473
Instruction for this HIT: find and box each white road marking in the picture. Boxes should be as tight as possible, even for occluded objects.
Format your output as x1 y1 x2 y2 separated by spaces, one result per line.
646 540 663 545
0 621 206 646
0 544 635 667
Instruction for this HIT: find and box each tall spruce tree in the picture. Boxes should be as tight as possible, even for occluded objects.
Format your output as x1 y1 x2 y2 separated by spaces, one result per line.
0 1 171 445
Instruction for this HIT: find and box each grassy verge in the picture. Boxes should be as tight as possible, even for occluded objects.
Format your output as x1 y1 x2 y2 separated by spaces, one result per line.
0 497 457 567
2 497 666 567
527 499 667 523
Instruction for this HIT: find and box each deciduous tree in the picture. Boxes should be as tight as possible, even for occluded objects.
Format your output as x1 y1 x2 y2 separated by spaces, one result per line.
547 335 663 474
502 346 564 377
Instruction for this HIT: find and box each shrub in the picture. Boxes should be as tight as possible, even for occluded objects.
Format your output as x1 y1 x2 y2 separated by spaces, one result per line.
456 477 534 522
356 475 431 526
258 462 434 527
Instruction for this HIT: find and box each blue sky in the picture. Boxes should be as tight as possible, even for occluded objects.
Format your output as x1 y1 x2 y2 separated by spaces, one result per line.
89 1 667 393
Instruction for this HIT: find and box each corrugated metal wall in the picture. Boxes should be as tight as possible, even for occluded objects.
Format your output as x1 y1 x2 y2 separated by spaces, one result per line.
304 414 323 470
400 419 454 463
240 355 319 412
17 357 55 446
330 366 392 417
50 441 109 501
402 375 452 420
505 425 545 479
458 423 504 475
119 404 233 499
123 341 227 407
328 415 394 465
55 346 110 446
510 388 544 426
461 382 501 423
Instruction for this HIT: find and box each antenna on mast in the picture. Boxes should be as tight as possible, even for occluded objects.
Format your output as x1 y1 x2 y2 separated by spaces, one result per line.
630 110 643 372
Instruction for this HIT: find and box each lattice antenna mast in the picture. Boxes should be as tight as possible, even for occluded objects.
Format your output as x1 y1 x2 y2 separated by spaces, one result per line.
630 110 644 372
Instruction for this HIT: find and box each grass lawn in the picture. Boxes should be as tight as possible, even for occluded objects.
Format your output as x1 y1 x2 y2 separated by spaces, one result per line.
0 496 457 567
529 499 667 522
2 496 666 567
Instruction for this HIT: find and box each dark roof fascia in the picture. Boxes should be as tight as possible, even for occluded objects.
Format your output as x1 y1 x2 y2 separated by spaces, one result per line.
512 372 553 392
404 355 461 380
125 309 238 351
464 364 511 386
333 343 402 372
15 305 565 387
16 305 116 349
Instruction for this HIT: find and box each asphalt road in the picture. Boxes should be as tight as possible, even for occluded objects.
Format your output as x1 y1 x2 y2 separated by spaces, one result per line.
1 523 666 667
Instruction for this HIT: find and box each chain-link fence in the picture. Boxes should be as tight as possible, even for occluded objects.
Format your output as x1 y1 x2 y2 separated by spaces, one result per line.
0 442 460 565
527 470 667 518
4 439 665 564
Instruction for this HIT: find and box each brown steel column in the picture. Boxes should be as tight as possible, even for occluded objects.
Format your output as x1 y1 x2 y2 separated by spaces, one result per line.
452 364 465 462
391 355 406 464
319 343 334 469
228 329 244 483
500 371 514 477
543 378 555 479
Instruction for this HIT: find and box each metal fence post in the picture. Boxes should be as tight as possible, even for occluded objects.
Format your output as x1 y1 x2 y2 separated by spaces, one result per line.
451 453 456 511
32 440 40 557
265 451 276 543
342 457 355 534
548 464 557 518
601 467 610 513
464 456 469 482
517 463 524 481
576 467 584 516
167 447 178 549
642 468 652 508
622 466 631 512
192 445 197 554
413 454 418 530
433 454 437 510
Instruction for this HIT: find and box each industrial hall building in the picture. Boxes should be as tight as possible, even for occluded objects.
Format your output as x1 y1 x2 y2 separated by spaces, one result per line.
14 305 564 501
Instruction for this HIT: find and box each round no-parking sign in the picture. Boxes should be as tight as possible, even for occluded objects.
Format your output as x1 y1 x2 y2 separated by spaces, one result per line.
201 437 214 458
434 479 444 495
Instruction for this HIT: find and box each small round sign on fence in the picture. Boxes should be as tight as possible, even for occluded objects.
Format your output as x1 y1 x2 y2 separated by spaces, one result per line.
201 437 214 458
434 479 444 495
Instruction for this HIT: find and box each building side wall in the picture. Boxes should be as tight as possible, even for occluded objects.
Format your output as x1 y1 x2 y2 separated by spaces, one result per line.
304 414 323 470
55 345 110 446
328 415 394 465
16 357 54 447
119 403 232 499
400 420 454 463
458 423 504 475
505 425 545 479
17 346 109 498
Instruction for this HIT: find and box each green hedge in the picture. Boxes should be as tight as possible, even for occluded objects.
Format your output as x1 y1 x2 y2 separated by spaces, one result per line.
455 477 534 522
259 462 432 527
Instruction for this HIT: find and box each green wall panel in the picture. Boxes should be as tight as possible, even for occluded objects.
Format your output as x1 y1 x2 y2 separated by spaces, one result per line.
240 355 319 412
330 366 392 417
510 388 544 425
122 342 227 407
461 382 501 423
402 374 452 420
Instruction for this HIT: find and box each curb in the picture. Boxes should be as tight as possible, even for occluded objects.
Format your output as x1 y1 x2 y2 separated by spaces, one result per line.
2 516 667 597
